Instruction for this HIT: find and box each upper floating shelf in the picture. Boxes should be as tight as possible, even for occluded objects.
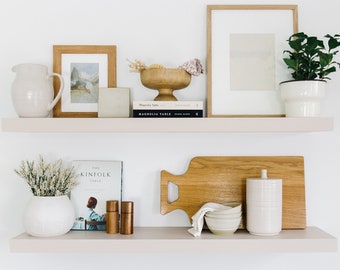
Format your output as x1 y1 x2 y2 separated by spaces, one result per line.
0 117 333 133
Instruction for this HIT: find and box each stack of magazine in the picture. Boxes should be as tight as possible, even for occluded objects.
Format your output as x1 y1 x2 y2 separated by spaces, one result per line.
132 101 204 118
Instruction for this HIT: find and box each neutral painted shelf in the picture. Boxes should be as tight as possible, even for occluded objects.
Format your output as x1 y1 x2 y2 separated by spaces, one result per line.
0 117 334 133
10 227 337 253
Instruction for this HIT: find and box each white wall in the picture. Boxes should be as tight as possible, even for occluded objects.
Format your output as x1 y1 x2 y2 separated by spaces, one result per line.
1 0 340 269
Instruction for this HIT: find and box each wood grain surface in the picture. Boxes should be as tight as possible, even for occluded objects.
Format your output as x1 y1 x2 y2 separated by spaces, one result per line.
161 156 306 229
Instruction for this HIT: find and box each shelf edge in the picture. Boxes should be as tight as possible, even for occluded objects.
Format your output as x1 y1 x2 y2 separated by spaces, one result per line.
10 227 337 253
1 117 334 133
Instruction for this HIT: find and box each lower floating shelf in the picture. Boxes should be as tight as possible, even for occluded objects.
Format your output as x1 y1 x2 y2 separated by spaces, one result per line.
10 226 337 253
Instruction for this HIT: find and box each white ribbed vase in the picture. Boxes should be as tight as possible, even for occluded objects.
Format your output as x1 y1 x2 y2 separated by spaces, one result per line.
23 195 75 237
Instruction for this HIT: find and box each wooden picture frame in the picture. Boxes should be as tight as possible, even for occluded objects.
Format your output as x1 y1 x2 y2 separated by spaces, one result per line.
207 5 298 117
53 45 116 118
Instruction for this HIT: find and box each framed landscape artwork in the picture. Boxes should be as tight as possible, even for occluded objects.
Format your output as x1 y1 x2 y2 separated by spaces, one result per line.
207 5 298 117
53 45 116 117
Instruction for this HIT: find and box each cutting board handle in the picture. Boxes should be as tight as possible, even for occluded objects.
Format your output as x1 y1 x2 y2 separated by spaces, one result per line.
160 170 184 216
167 181 179 203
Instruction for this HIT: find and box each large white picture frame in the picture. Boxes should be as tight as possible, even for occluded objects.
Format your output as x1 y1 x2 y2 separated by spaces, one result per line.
207 5 298 117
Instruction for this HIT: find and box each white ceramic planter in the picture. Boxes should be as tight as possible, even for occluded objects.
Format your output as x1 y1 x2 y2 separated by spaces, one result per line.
280 80 326 117
23 195 75 237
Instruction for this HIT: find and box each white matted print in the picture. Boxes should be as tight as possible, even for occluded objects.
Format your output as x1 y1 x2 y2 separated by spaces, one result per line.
61 54 108 113
230 33 275 91
207 5 298 117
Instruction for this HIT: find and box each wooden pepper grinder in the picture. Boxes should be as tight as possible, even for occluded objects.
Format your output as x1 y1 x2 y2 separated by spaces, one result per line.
106 200 119 234
120 201 134 235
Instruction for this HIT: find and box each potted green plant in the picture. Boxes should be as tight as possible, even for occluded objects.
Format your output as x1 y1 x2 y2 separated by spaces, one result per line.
280 32 340 117
15 155 78 237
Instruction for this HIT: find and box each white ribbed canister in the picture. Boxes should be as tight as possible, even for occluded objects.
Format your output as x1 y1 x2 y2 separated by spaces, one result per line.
246 169 282 236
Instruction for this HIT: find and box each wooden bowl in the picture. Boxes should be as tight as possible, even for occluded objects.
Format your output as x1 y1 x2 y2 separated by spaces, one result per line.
140 68 191 101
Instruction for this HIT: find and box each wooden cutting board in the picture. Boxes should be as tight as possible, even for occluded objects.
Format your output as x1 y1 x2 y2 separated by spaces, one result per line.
160 156 306 229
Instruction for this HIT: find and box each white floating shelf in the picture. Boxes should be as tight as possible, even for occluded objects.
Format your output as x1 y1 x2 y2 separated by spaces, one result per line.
10 227 337 253
1 117 334 133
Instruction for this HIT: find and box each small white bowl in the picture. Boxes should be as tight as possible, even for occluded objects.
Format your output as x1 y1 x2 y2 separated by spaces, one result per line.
211 202 242 215
205 212 242 219
205 216 242 235
198 202 233 211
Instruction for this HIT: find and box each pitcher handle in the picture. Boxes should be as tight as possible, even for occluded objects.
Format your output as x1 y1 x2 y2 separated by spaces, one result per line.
47 73 64 111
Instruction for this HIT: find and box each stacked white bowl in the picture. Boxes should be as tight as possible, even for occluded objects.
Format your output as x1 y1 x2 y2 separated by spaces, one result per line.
204 202 242 235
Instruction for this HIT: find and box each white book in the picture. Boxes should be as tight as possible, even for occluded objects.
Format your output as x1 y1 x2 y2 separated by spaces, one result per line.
70 160 123 231
133 100 203 110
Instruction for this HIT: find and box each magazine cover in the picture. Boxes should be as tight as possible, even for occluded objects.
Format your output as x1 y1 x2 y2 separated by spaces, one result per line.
70 160 123 231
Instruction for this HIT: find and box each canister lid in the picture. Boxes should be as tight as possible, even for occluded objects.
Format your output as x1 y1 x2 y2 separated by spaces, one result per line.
121 201 134 213
106 200 119 212
247 169 282 182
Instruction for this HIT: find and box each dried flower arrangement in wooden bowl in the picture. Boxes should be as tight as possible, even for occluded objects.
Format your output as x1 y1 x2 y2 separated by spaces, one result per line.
128 59 203 101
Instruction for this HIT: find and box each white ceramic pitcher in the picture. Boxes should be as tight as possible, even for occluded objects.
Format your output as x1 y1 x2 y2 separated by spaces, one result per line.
11 63 64 117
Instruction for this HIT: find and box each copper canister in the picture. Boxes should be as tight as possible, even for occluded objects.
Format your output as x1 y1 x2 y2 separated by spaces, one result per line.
120 201 134 235
106 200 119 234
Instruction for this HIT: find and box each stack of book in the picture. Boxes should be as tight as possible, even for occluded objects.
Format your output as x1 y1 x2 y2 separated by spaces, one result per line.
132 101 204 118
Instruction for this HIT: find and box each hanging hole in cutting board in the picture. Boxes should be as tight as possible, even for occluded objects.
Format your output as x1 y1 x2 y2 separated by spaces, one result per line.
167 181 178 203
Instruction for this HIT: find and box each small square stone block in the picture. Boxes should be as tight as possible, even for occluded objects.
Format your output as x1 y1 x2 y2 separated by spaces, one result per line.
98 87 131 118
